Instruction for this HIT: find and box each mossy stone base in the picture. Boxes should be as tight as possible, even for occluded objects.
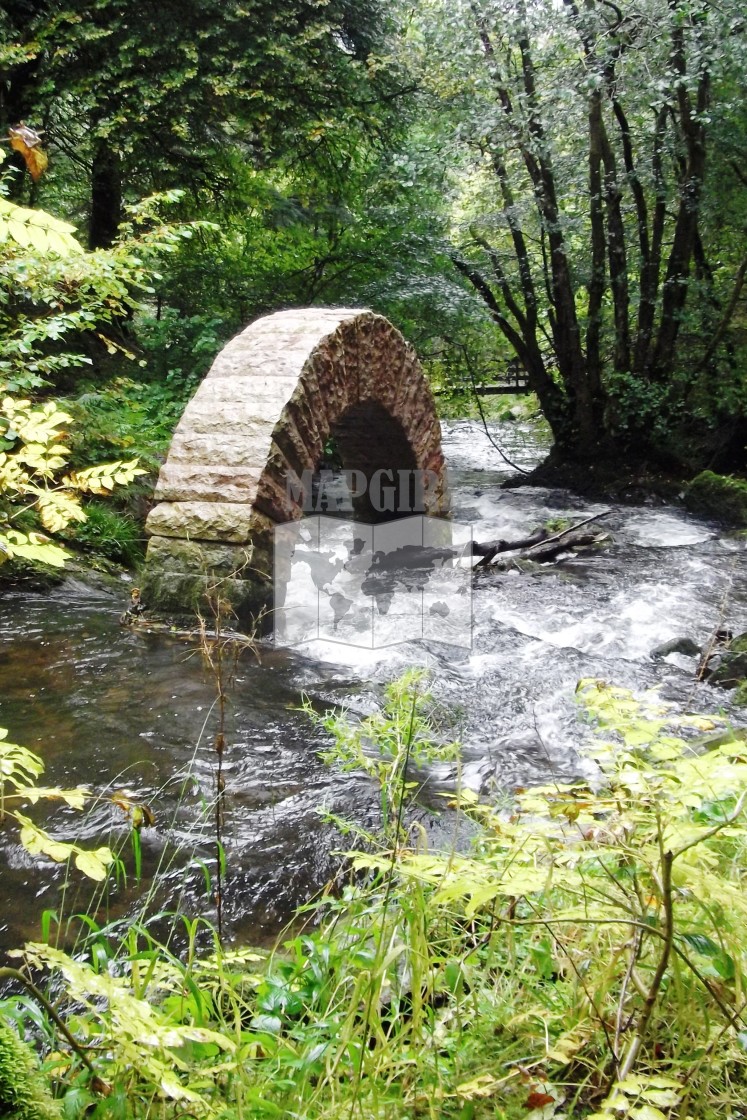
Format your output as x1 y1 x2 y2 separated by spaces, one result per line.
139 536 272 629
685 471 747 526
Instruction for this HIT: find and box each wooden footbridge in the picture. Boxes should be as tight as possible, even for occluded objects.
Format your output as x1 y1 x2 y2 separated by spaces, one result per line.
472 360 531 395
436 360 531 397
473 379 530 395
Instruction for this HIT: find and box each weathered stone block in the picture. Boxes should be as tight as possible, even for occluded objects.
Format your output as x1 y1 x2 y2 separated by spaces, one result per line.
145 535 254 575
145 501 258 542
154 464 262 504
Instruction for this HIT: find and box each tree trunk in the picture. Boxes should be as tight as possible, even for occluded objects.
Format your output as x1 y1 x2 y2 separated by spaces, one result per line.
648 7 710 379
89 141 122 249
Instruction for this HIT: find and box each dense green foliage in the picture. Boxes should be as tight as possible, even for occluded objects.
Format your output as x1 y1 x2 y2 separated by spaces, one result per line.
408 0 747 461
3 0 745 479
3 675 747 1117
0 177 147 568
0 0 404 244
685 469 747 526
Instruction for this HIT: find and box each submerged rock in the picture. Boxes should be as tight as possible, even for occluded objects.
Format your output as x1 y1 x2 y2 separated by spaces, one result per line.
651 636 701 660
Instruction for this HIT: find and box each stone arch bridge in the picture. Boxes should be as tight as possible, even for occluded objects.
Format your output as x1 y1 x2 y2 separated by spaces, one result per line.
142 309 449 623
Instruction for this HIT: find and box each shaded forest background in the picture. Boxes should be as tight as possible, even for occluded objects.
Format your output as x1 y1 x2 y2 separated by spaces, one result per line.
1 0 745 554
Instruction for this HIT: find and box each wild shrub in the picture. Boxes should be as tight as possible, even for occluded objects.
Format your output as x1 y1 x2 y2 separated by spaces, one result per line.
3 675 747 1119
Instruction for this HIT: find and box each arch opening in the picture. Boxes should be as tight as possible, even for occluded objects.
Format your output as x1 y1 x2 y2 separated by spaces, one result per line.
308 400 421 522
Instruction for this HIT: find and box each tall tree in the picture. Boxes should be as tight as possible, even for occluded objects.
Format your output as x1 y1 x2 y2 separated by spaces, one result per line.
412 0 747 464
0 0 402 247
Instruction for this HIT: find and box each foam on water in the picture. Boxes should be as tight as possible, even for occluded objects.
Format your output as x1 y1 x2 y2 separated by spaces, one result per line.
1 418 746 949
618 511 714 547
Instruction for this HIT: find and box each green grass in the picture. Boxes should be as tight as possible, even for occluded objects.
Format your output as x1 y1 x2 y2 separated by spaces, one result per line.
62 502 145 566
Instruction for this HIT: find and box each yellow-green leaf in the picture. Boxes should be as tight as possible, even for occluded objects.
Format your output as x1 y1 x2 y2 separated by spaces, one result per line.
16 815 75 863
74 846 115 881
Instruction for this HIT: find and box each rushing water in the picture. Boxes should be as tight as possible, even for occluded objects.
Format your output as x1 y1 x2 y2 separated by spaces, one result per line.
1 419 746 953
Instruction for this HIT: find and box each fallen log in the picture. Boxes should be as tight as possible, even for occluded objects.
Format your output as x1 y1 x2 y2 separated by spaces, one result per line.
472 511 612 570
485 530 608 571
471 528 547 565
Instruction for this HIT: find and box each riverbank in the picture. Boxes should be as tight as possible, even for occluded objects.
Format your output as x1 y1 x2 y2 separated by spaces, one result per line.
4 673 747 1119
506 454 747 528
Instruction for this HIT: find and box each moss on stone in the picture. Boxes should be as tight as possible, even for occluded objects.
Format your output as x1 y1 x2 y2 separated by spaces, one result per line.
685 471 747 526
0 1020 61 1120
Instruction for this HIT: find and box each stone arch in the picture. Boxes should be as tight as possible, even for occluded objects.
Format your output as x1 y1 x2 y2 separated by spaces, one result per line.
142 308 448 622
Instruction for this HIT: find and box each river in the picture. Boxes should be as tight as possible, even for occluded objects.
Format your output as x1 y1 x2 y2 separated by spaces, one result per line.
1 419 745 954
